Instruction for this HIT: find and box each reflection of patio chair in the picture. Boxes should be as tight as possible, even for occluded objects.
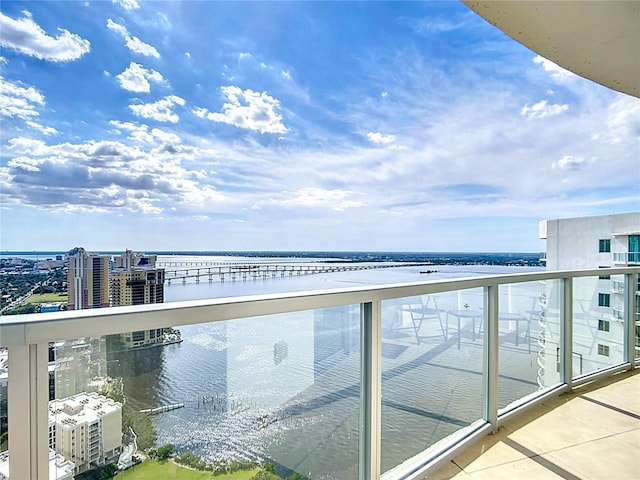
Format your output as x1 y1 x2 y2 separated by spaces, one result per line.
400 296 446 345
499 312 531 353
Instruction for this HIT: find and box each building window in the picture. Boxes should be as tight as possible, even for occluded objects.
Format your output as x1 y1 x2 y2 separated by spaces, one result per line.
597 344 610 356
599 239 611 253
598 319 610 332
598 293 610 307
630 235 640 263
598 266 610 280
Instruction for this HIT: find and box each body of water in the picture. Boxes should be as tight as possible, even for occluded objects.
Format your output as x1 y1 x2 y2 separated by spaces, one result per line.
104 255 544 478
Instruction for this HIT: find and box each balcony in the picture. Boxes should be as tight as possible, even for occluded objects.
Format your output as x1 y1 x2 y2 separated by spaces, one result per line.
431 368 640 479
1 267 639 479
613 252 640 266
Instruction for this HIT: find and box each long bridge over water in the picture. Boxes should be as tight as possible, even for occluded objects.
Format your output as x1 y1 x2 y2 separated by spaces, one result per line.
156 261 434 284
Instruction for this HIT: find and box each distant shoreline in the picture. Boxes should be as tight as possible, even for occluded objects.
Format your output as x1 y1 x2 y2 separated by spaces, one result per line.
1 251 543 267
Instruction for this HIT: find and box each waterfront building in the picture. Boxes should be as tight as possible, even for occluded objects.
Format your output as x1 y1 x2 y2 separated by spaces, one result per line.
48 392 122 475
539 213 640 270
53 337 108 400
111 250 165 348
538 212 640 385
67 247 110 310
0 449 75 480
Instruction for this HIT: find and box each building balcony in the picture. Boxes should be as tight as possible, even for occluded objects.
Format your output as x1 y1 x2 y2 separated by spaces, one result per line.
1 267 639 479
613 252 640 266
431 368 640 479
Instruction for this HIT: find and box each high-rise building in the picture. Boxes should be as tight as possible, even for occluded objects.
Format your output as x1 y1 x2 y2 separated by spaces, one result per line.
66 247 110 310
111 250 166 348
539 213 640 271
538 212 640 386
56 248 109 399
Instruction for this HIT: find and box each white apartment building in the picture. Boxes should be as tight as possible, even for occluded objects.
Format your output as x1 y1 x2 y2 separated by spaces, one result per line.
48 392 122 475
0 449 75 480
538 212 640 385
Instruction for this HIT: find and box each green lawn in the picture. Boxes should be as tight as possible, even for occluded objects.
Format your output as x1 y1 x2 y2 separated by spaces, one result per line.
117 460 262 480
26 292 67 304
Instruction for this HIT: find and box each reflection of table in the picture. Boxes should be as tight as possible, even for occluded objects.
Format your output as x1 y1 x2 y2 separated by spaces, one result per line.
446 310 482 348
499 313 530 352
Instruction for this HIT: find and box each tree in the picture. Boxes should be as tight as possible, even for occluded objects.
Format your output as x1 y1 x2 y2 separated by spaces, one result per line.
251 472 280 480
4 304 37 315
156 443 174 460
121 407 157 450
100 463 118 479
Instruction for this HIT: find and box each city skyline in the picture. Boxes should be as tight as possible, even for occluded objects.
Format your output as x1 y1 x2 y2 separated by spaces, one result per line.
1 1 638 252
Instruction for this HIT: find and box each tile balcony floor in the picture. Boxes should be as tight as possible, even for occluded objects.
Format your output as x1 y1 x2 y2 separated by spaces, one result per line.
427 368 640 480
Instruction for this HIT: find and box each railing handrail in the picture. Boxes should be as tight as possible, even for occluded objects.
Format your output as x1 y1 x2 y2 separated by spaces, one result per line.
3 266 639 480
1 267 638 346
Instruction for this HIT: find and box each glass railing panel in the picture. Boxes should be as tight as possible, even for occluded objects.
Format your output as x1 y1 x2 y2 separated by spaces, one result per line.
51 335 118 477
572 276 625 377
497 281 545 411
0 347 6 454
52 306 360 479
380 289 485 473
531 280 563 390
636 284 640 361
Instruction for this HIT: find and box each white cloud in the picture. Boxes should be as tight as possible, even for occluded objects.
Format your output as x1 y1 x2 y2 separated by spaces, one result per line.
367 132 395 145
113 0 140 10
7 156 44 172
26 121 58 135
116 62 164 93
125 36 160 57
110 120 154 142
1 136 229 215
271 187 366 211
6 137 50 155
106 19 160 58
150 128 181 144
552 155 586 171
605 95 640 144
533 55 576 82
193 85 287 134
398 16 469 35
0 77 45 119
129 95 185 123
105 18 127 36
520 100 569 119
0 10 90 62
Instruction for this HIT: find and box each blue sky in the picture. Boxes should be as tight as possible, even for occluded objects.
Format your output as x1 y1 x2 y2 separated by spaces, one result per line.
1 0 638 252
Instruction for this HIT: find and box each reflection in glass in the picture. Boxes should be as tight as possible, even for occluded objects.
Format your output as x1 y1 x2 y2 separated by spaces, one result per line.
50 307 361 479
497 282 544 410
381 289 485 474
572 276 625 377
0 347 6 453
535 280 562 388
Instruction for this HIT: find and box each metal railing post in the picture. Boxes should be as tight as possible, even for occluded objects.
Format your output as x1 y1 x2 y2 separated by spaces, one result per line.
7 343 49 479
561 277 574 387
483 285 499 432
624 273 637 369
360 301 382 480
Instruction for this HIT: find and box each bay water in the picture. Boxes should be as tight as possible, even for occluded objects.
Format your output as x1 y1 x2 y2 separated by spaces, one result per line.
107 256 543 478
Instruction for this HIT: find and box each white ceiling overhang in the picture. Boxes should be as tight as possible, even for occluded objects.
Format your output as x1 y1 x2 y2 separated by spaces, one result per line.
462 1 640 98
